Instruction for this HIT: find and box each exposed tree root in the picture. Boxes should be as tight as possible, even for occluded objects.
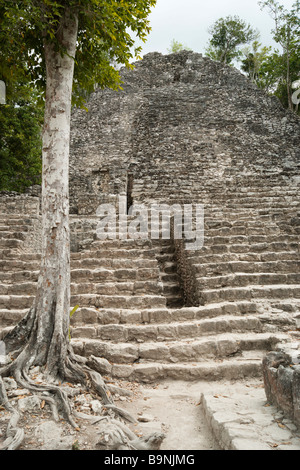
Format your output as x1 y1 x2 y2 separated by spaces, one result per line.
0 376 24 450
0 332 163 450
95 417 166 450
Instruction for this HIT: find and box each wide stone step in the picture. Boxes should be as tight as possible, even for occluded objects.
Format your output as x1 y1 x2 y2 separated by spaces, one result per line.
0 279 164 296
196 272 300 289
0 250 37 260
71 267 160 281
0 257 159 272
0 282 37 295
0 231 27 241
116 356 264 382
0 266 164 299
0 261 40 273
107 352 270 382
72 248 157 259
203 218 282 229
194 260 300 276
201 284 300 304
71 258 158 270
0 295 35 309
0 247 159 262
0 271 40 282
0 215 38 224
70 293 167 309
70 315 263 343
0 292 167 310
187 251 299 264
0 309 27 327
90 239 153 249
72 332 288 365
0 301 258 330
70 301 258 327
202 234 299 246
194 241 298 255
204 226 281 237
0 225 31 233
0 218 32 232
0 197 39 214
0 266 161 283
0 238 23 249
0 252 40 261
71 280 163 296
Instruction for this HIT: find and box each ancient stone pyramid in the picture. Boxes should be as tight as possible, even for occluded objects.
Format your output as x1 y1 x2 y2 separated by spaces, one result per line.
69 51 300 214
0 51 300 383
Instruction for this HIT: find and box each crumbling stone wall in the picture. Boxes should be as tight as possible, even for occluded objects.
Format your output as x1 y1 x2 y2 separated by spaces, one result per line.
263 349 300 429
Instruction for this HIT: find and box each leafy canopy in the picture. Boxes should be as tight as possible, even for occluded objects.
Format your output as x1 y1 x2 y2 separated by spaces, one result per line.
206 15 257 64
241 40 273 86
0 0 157 106
258 0 300 111
167 39 192 53
0 0 156 191
0 81 43 192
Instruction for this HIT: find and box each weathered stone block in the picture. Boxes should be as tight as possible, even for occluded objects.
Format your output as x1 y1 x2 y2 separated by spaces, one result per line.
263 350 300 429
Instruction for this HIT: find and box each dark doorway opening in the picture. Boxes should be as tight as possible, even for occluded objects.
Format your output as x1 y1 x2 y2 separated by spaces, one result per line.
127 173 134 214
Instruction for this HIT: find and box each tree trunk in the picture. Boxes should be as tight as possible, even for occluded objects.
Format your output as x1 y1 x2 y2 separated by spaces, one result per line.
3 8 79 382
35 9 78 379
0 6 164 450
286 27 293 111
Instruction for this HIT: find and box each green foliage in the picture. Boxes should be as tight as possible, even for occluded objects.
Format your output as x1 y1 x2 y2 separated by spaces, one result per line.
0 82 43 192
69 305 79 339
0 0 156 191
241 41 273 86
259 0 300 111
266 49 300 110
167 39 192 53
0 0 157 107
70 305 80 319
205 15 257 65
72 440 80 450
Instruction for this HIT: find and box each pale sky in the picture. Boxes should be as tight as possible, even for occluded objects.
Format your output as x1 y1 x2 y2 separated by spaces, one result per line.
134 0 296 57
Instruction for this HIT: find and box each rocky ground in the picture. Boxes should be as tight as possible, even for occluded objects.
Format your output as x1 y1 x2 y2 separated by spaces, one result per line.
1 371 300 451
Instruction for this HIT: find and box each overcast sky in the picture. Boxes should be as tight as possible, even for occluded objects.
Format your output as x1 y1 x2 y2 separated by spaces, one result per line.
134 0 296 57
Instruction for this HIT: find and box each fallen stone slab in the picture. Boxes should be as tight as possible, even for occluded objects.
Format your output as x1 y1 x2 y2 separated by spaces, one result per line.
201 384 300 450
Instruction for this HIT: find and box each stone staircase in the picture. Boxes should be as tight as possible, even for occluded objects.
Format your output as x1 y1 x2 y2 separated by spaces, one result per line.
189 207 300 307
0 195 299 384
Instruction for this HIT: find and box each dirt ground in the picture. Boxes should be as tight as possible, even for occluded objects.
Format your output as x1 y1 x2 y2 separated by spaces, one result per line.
1 374 273 451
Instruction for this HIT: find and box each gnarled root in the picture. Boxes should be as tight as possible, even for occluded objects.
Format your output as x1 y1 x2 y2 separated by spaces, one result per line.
0 301 165 451
95 417 166 450
0 341 157 451
0 376 24 450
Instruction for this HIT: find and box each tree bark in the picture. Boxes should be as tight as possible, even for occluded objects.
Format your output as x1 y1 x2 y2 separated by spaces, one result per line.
33 8 78 379
0 6 164 450
3 8 79 382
